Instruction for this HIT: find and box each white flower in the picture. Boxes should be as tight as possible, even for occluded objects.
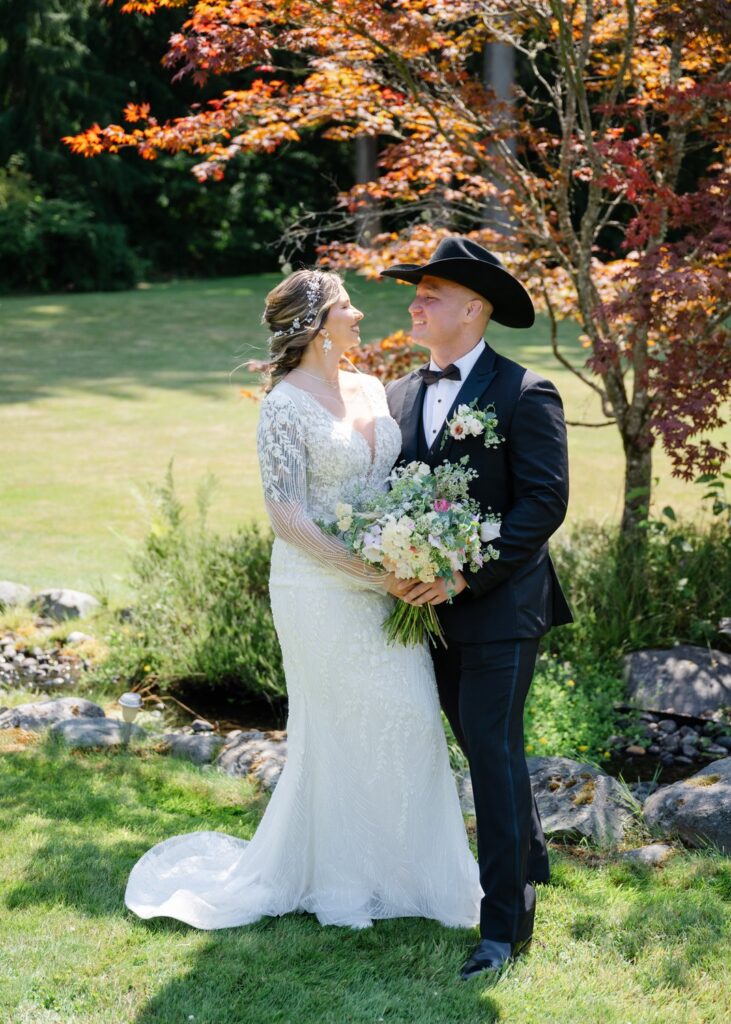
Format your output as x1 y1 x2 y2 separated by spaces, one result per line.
480 520 501 543
335 502 352 518
337 515 353 531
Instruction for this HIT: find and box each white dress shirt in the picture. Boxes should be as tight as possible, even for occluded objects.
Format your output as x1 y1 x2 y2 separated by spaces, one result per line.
422 338 486 448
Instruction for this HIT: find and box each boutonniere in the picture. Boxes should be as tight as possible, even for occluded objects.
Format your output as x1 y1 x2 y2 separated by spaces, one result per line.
441 399 503 450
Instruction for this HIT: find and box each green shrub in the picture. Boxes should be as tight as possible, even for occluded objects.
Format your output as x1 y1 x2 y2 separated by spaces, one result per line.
547 514 731 668
0 157 143 292
90 464 284 706
524 655 624 762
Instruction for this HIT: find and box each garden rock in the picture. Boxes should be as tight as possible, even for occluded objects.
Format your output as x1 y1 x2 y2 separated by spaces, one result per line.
620 843 675 866
162 732 225 765
66 631 94 644
29 588 100 622
0 696 105 731
459 772 475 815
624 646 731 717
216 731 288 791
643 757 731 853
50 718 145 747
527 756 633 846
0 582 32 608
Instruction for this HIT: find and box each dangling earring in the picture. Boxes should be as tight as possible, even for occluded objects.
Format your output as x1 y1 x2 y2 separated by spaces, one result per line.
321 327 333 354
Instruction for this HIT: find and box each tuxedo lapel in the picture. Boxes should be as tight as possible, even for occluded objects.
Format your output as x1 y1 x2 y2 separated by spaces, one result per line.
397 371 427 464
436 344 499 460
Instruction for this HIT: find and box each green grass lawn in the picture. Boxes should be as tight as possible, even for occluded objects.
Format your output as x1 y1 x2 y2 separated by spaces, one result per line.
1 734 729 1024
1 276 727 602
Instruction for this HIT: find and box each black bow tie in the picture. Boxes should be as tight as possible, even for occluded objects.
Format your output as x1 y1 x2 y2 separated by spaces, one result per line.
418 364 461 387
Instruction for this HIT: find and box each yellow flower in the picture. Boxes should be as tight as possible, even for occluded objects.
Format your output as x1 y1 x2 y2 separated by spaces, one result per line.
602 751 611 758
538 737 549 745
525 744 534 753
578 744 589 752
566 679 576 687
143 664 151 672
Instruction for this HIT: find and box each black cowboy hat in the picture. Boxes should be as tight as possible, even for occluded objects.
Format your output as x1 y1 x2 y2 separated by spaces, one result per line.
380 236 535 329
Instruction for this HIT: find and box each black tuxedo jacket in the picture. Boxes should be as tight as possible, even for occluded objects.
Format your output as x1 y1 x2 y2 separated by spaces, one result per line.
386 343 574 643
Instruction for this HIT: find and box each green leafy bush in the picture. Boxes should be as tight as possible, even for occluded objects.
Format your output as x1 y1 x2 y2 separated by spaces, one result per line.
547 513 731 667
524 656 624 762
90 464 284 706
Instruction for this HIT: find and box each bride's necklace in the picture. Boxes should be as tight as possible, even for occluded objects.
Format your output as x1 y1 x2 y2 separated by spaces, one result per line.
294 367 340 389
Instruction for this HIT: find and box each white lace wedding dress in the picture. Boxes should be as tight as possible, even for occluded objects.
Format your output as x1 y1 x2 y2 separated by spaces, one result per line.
124 372 481 931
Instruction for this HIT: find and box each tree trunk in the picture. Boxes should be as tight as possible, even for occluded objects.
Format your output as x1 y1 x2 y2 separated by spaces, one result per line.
354 135 380 243
620 433 653 534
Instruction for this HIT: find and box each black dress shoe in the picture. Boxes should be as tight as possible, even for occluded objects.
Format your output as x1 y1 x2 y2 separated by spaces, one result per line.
459 936 533 981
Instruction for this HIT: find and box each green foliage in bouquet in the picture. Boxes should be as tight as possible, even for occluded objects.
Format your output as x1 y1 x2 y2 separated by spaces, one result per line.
89 462 285 705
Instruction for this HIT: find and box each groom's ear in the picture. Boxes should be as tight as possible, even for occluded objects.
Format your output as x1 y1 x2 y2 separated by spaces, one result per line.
464 296 491 326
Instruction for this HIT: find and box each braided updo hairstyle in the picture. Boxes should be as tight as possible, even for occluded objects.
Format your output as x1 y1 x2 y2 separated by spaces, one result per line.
262 269 343 393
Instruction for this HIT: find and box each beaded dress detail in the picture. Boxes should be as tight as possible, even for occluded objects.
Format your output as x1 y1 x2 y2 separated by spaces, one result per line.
124 373 480 930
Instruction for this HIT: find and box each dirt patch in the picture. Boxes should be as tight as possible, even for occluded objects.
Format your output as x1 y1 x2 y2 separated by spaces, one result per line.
571 779 597 806
685 774 721 787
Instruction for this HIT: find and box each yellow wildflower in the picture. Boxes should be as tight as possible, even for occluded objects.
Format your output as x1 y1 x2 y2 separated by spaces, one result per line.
538 737 549 745
566 679 576 687
578 745 589 752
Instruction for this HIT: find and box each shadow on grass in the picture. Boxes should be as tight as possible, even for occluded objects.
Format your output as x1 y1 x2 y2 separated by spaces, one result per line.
0 740 267 918
556 850 731 987
130 916 502 1024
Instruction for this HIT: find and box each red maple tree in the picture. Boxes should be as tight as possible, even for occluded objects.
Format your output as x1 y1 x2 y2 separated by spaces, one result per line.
65 0 731 531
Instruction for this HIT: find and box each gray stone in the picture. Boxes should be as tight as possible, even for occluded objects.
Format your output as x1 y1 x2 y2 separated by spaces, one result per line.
51 718 145 747
216 732 288 791
527 756 633 846
660 733 681 752
643 757 731 853
658 719 678 734
0 582 32 608
624 646 731 717
674 755 694 766
718 617 731 639
191 719 214 733
459 773 475 815
0 696 105 731
162 732 224 764
701 744 728 757
66 631 94 644
678 726 699 742
620 843 675 866
681 743 699 759
29 588 100 622
715 736 731 751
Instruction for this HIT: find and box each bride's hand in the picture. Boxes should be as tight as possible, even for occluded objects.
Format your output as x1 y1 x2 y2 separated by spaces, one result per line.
397 573 468 606
382 573 414 598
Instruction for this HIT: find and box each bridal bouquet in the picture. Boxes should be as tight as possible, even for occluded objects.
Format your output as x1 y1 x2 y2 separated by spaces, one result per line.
323 458 500 648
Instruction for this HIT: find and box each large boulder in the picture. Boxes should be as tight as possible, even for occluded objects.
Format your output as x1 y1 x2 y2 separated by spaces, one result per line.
528 756 633 846
0 697 105 731
216 731 288 791
162 732 225 765
643 757 731 853
29 588 100 622
0 581 32 609
624 646 731 717
50 718 145 748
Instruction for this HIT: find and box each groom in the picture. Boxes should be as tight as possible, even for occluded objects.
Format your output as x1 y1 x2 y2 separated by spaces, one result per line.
381 237 573 981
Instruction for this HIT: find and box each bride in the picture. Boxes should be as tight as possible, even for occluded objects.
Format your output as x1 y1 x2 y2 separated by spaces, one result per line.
124 268 481 931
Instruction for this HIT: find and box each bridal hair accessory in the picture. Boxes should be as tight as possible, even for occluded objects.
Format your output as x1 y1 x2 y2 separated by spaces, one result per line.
321 327 333 353
271 274 322 338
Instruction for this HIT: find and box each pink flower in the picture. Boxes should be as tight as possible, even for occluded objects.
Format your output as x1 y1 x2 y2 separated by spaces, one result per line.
434 499 452 512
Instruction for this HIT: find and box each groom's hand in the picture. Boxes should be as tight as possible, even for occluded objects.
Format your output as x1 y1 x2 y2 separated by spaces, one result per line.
399 572 468 606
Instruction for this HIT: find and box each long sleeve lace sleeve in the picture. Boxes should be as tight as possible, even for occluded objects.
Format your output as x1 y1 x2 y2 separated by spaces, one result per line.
256 392 388 591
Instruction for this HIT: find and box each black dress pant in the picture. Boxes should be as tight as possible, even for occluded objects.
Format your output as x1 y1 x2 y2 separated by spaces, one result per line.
431 636 549 943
